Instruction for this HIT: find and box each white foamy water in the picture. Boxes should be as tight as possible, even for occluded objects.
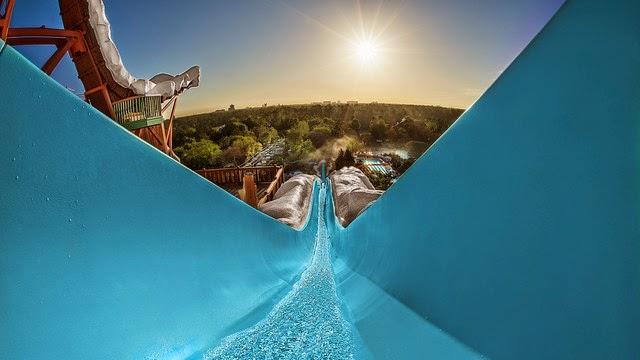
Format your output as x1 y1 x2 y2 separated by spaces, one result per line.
204 182 359 359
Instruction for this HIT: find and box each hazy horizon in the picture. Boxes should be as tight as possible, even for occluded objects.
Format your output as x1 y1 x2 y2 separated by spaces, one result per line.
179 100 468 118
13 0 564 115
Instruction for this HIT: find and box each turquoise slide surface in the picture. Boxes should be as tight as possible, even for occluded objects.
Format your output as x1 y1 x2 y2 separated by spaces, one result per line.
1 0 638 358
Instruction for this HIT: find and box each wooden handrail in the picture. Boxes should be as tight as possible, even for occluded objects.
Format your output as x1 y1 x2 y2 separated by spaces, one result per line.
259 167 284 206
198 165 285 207
198 166 282 185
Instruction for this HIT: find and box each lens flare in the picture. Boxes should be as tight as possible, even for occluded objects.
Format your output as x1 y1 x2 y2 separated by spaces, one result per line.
354 38 380 66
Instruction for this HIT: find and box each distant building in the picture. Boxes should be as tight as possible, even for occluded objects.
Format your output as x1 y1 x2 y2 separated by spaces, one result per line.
323 101 331 105
346 101 358 105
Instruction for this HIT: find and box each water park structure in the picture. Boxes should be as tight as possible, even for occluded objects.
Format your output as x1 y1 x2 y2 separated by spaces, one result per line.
1 0 639 359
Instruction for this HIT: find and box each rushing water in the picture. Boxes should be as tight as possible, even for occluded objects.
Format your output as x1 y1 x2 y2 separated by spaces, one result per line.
204 182 359 359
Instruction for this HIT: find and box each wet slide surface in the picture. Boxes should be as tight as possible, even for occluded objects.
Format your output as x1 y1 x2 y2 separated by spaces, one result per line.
205 182 360 359
201 181 481 359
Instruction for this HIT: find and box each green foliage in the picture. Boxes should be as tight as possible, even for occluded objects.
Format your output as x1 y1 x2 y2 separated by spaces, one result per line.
219 135 263 165
308 124 332 148
332 117 346 137
174 139 222 169
286 120 310 143
334 148 355 170
384 153 416 174
344 137 364 152
370 119 388 140
173 125 197 146
254 125 279 145
425 120 440 133
242 116 259 129
219 120 250 138
173 103 464 171
235 136 263 158
406 140 429 158
350 118 360 133
288 139 315 161
370 173 395 190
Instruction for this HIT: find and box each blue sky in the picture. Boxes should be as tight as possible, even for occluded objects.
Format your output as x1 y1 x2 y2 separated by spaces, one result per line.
10 0 564 114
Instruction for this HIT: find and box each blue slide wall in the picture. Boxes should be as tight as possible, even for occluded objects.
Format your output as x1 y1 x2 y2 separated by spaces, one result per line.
339 0 640 359
0 43 316 359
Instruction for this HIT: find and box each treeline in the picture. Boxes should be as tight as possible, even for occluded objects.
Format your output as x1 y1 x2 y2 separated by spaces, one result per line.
174 103 464 170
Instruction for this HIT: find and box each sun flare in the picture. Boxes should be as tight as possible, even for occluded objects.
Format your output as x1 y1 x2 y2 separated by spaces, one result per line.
353 38 380 66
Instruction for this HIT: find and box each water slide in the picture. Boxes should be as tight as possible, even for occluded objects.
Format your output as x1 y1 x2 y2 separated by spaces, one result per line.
1 0 638 359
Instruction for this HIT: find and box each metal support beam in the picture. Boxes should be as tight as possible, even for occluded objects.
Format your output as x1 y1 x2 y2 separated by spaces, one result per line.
6 27 87 75
0 0 15 41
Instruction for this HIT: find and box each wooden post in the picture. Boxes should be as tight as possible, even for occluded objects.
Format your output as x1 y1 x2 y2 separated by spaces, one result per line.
242 173 258 208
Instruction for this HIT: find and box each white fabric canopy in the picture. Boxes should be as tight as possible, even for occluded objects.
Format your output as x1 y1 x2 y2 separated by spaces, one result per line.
87 0 200 98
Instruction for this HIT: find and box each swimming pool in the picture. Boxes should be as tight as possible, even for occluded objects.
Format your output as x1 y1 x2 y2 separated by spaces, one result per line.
361 159 393 175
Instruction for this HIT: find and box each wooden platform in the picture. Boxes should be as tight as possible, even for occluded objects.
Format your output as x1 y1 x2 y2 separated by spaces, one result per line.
197 166 285 207
221 182 273 201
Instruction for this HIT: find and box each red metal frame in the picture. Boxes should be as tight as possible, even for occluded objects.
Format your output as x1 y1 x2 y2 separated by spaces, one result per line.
7 28 86 74
4 22 115 119
0 0 15 41
2 0 178 159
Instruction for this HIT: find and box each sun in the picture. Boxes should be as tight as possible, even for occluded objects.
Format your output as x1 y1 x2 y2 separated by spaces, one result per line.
353 38 380 66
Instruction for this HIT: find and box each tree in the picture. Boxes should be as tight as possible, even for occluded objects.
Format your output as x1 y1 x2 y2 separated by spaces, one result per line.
344 136 364 152
370 173 394 190
218 135 263 165
288 139 315 161
425 120 440 133
175 139 222 169
286 120 309 143
370 119 388 140
350 118 360 133
232 136 263 158
254 125 279 145
344 148 355 166
174 125 197 146
334 149 344 169
219 120 249 137
221 146 245 166
332 116 346 137
406 140 429 158
334 148 355 170
228 104 235 111
308 125 332 148
385 153 415 174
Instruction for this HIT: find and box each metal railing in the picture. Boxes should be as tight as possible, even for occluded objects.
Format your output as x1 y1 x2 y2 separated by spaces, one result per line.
111 95 162 125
